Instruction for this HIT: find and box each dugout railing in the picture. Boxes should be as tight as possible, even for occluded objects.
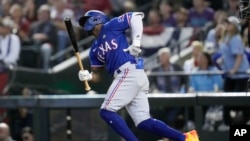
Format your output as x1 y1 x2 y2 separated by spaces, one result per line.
1 93 250 141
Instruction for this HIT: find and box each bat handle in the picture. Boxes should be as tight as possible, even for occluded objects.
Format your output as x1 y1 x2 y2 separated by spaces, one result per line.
84 81 91 91
80 70 91 91
75 52 91 91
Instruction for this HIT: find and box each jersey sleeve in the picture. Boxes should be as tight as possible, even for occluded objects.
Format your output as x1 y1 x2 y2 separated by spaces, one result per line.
107 12 132 31
89 45 104 67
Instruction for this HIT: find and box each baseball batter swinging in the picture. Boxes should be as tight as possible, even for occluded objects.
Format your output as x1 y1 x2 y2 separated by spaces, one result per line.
78 10 199 141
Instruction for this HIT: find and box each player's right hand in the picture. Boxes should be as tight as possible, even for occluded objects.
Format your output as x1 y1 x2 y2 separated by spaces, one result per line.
78 70 92 81
123 45 142 56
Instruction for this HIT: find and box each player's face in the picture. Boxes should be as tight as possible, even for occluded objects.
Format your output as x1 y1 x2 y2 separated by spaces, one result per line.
89 24 102 37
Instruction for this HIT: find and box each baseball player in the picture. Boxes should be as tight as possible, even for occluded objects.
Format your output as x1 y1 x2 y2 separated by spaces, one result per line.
78 10 199 141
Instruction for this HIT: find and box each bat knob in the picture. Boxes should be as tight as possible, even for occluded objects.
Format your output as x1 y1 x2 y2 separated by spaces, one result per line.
64 17 70 21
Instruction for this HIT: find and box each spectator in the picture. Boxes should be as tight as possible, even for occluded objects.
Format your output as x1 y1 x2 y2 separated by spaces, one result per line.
206 24 225 53
50 0 76 25
11 107 33 141
175 7 189 28
0 123 14 141
29 4 58 70
217 16 250 127
0 17 20 124
23 0 37 23
205 10 227 42
123 0 137 13
21 127 33 141
143 9 164 35
71 0 85 20
212 10 227 27
9 4 31 44
0 17 21 66
204 10 227 51
227 0 239 17
243 27 250 70
183 40 203 72
0 16 21 94
18 108 33 130
82 0 112 15
12 87 34 141
159 0 176 27
50 0 75 62
0 0 12 17
188 52 224 131
150 48 187 93
218 16 249 92
205 23 226 71
189 52 223 92
204 10 227 36
188 0 214 27
142 9 166 57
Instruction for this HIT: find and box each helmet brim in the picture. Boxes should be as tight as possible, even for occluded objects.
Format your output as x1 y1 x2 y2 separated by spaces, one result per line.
78 16 91 27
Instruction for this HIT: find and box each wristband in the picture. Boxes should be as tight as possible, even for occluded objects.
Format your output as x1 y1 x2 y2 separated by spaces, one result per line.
133 39 141 47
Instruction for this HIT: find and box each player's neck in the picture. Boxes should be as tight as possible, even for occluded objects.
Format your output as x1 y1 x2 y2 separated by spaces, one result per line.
93 24 103 38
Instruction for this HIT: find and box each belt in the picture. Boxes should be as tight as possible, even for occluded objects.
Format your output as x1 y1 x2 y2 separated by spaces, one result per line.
114 62 137 77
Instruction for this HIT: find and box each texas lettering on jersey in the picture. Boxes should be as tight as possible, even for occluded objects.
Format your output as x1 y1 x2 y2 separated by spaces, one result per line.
96 39 118 62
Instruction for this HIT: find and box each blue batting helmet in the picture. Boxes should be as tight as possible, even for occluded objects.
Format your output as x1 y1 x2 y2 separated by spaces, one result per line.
78 10 109 31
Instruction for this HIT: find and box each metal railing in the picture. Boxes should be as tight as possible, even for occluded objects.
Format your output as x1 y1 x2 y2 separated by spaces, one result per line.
146 70 250 76
1 93 250 141
49 36 95 62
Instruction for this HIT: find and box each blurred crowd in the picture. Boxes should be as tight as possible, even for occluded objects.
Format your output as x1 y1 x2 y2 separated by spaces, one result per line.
145 0 250 136
0 0 250 141
0 0 244 69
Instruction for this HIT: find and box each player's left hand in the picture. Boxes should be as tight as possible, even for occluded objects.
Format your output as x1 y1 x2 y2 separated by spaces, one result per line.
123 45 142 56
78 70 93 81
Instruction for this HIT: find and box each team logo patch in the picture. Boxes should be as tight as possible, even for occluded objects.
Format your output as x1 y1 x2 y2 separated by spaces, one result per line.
118 15 125 22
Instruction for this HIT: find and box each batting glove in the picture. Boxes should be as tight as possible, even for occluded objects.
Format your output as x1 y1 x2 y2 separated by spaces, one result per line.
123 45 142 56
123 39 142 56
78 70 92 81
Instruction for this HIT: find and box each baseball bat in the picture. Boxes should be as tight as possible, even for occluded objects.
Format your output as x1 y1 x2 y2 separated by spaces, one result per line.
64 17 91 91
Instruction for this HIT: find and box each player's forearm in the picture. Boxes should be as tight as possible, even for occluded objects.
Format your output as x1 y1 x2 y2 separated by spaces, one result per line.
91 67 104 83
130 12 144 47
91 67 104 77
